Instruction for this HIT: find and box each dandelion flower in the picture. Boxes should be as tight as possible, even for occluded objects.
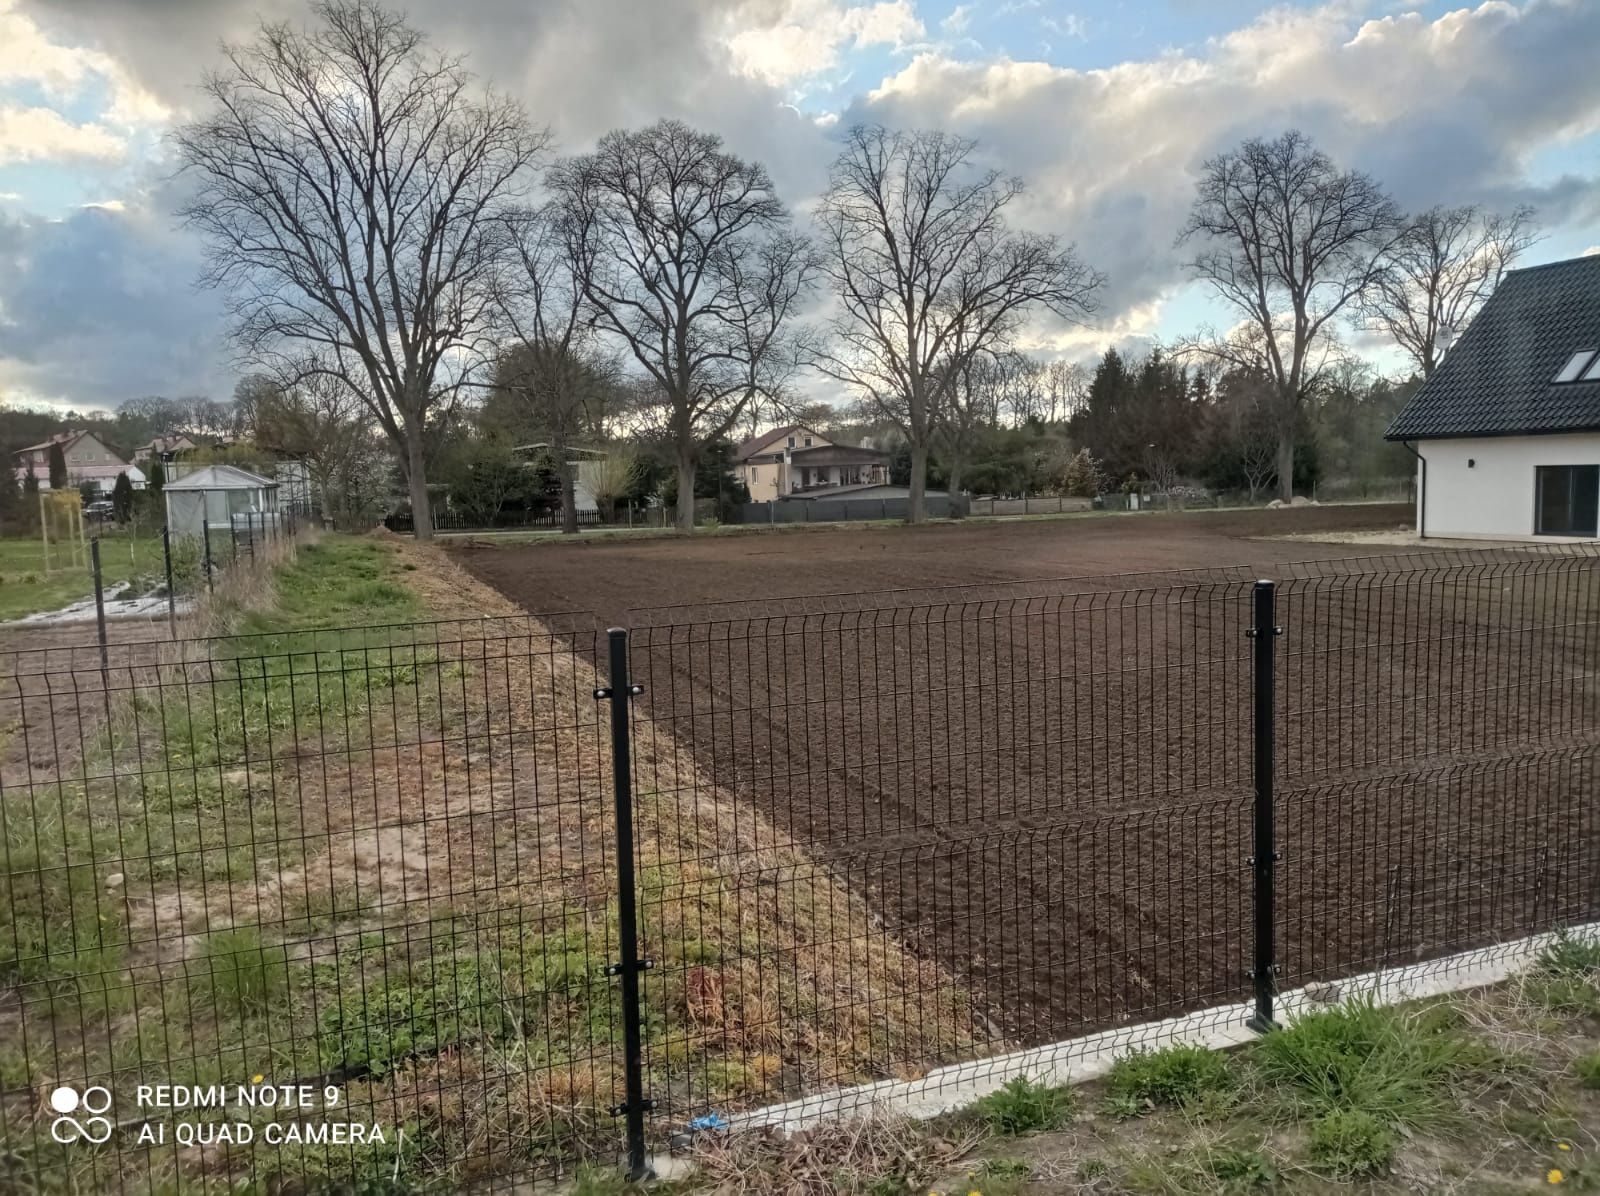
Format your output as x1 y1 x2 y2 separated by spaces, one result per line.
1549 1168 1565 1185
1559 1142 1573 1151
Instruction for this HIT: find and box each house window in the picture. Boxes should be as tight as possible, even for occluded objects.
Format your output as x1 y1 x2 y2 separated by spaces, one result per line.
787 436 795 447
804 436 812 446
1554 351 1598 383
751 466 758 481
1535 465 1599 537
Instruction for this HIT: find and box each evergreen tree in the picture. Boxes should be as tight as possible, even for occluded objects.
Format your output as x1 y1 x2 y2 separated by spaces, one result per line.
148 459 167 495
112 472 135 523
47 441 68 490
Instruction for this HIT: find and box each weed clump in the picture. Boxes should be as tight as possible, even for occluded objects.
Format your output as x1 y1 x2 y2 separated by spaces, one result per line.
1105 1043 1232 1115
1306 1108 1395 1177
1253 998 1479 1132
971 1075 1075 1135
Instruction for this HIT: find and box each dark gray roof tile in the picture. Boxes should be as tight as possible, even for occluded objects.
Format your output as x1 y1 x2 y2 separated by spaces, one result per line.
1385 254 1600 440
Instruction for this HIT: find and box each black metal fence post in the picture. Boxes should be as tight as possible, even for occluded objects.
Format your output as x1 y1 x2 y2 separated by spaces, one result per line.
202 518 214 592
246 512 255 557
90 537 107 671
161 525 176 631
597 628 652 1181
1247 579 1280 1033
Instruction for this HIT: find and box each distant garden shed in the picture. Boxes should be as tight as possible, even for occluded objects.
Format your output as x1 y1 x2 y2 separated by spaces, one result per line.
162 464 280 540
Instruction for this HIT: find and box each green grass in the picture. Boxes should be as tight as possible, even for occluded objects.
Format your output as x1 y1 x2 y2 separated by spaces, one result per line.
197 927 291 1018
1124 1134 1278 1194
1540 930 1600 977
0 530 166 621
1574 1050 1600 1091
1251 998 1484 1132
971 1075 1076 1135
1105 1043 1234 1115
1306 1108 1397 1177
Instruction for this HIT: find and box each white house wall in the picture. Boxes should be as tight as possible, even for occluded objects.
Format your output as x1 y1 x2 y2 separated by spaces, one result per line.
1419 434 1600 540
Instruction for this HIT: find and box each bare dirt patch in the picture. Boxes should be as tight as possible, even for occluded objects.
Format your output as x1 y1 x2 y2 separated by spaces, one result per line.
448 506 1600 1071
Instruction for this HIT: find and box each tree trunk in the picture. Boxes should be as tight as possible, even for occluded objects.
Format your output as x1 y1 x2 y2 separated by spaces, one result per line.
907 441 928 524
1275 431 1295 502
945 460 963 519
558 460 578 535
674 448 697 533
405 427 434 541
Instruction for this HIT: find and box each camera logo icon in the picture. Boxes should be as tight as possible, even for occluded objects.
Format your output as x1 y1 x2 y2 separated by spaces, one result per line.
48 1086 113 1144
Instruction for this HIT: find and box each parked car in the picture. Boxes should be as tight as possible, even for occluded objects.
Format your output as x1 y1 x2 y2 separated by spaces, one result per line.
84 499 115 521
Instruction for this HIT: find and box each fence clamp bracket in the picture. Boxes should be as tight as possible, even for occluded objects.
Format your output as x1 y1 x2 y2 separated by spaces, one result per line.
610 1098 657 1118
603 958 655 978
1245 852 1282 866
593 684 646 701
1243 626 1284 639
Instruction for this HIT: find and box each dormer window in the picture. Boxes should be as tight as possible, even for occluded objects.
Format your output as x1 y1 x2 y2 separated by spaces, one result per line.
1554 350 1599 383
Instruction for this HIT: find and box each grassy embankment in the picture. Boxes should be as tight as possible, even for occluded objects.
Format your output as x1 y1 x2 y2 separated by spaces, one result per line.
0 534 972 1194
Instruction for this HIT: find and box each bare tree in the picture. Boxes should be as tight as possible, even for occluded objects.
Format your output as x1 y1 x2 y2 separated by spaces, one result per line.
237 367 390 528
1179 130 1401 500
551 120 816 533
490 204 619 533
814 126 1102 522
174 0 548 539
1361 204 1539 377
1041 359 1089 424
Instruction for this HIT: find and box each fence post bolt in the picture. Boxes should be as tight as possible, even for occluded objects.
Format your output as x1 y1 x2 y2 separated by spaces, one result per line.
202 518 214 592
161 524 176 631
598 628 654 1181
91 536 108 671
1247 578 1280 1033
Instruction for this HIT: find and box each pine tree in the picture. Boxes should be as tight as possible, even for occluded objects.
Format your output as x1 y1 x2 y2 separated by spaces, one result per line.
47 441 68 490
112 472 135 523
148 459 166 495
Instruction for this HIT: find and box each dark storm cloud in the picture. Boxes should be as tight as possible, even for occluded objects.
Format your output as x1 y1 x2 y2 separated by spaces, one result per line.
0 197 228 407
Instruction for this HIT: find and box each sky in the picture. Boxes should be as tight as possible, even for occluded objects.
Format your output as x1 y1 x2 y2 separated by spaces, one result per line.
1 0 1598 413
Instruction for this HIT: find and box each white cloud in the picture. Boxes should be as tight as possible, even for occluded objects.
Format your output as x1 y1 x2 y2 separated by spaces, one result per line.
725 0 924 88
1585 246 1600 257
0 106 125 164
858 0 1600 345
81 199 125 212
0 0 170 127
941 4 972 34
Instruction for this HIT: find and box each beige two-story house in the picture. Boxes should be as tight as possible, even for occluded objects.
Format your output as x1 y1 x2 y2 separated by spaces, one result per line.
13 430 143 493
735 425 890 501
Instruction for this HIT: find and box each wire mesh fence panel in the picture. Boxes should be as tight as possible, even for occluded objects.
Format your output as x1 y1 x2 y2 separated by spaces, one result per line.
1270 551 1600 994
625 579 1260 1141
0 615 621 1193
1276 747 1600 993
1275 550 1600 782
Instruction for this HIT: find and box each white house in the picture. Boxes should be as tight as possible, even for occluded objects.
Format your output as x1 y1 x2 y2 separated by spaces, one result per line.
1386 254 1600 540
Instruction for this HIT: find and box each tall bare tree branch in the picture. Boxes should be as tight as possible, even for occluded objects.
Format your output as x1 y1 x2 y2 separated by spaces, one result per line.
812 125 1102 522
1360 204 1539 377
549 119 817 532
173 0 548 538
1178 129 1401 500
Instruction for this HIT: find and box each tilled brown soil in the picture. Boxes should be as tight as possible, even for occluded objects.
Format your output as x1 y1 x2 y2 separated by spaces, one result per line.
451 507 1600 1058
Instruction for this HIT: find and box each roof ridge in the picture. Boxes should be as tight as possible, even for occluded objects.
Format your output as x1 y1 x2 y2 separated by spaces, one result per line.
1504 253 1600 276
